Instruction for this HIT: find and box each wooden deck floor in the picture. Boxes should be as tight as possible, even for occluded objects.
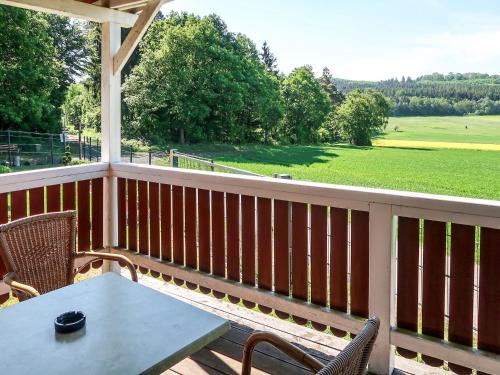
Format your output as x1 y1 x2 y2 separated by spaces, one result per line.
132 273 449 375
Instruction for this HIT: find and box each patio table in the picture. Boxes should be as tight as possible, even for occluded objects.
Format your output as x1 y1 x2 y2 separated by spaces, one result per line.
0 272 230 375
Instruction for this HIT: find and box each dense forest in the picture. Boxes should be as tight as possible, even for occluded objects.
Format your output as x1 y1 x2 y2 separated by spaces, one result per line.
334 73 500 116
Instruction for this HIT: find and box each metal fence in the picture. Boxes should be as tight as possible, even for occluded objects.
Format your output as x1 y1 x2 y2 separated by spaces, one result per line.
0 130 100 167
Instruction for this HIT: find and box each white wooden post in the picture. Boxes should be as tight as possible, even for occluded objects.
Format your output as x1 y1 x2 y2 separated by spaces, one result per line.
101 22 122 273
368 203 395 374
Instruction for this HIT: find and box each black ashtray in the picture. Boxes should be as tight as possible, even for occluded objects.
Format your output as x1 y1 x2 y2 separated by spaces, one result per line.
54 311 86 334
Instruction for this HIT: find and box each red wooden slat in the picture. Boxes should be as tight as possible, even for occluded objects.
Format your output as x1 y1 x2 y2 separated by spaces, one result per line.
160 184 172 281
29 187 44 215
421 220 446 367
257 197 272 313
11 190 27 221
478 227 500 369
212 191 225 299
138 180 149 274
0 193 7 224
184 187 197 289
0 193 8 288
448 224 475 375
311 204 327 331
226 193 240 303
127 180 138 252
172 185 184 285
395 216 419 359
351 210 369 319
117 178 127 248
91 178 104 268
91 179 103 249
63 182 76 211
274 200 289 319
149 182 160 277
46 185 61 213
292 202 308 325
330 208 348 337
198 189 211 293
241 195 256 308
77 180 91 256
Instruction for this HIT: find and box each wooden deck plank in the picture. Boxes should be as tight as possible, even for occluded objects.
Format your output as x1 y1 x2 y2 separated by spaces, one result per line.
126 272 452 375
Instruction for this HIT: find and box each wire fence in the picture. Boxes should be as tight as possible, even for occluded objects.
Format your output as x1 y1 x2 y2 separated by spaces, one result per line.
169 149 266 177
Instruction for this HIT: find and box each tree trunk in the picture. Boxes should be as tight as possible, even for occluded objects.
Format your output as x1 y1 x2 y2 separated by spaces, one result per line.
180 128 185 145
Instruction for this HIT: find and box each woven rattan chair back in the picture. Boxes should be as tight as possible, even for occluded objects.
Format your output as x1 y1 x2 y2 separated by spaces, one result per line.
317 317 380 375
0 211 76 300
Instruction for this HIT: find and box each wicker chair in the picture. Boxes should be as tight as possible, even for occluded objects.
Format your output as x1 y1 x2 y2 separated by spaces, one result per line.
0 211 137 301
242 317 380 375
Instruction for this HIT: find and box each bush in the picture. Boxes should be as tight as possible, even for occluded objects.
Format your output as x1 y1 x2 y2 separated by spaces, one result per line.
0 165 12 174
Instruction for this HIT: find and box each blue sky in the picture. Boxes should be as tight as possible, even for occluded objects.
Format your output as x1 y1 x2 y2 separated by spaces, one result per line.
164 0 500 81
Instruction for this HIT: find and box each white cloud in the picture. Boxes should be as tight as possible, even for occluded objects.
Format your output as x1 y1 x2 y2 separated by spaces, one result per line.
330 30 500 80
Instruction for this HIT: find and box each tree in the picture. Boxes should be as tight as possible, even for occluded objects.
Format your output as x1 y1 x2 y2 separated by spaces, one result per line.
123 12 283 145
0 6 60 132
319 67 345 107
45 15 88 98
260 41 278 75
280 66 331 144
335 89 392 145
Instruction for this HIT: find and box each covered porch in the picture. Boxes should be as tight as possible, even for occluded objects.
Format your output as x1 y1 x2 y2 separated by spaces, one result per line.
0 1 499 374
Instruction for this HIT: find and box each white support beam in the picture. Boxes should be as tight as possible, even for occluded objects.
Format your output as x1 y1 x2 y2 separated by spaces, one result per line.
101 22 122 272
368 203 395 374
0 0 138 27
113 0 168 75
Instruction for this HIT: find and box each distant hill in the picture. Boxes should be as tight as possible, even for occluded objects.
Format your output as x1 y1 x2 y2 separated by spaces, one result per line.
333 73 500 117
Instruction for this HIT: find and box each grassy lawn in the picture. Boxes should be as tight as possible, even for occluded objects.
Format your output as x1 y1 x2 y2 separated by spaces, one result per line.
384 115 500 144
170 143 500 201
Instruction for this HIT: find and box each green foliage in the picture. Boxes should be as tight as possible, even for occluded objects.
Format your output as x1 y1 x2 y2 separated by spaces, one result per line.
280 66 331 144
62 83 100 131
319 67 345 107
335 90 392 145
334 73 500 116
62 143 72 166
0 7 88 133
123 12 283 145
260 41 278 75
0 6 60 132
44 15 88 107
0 165 11 174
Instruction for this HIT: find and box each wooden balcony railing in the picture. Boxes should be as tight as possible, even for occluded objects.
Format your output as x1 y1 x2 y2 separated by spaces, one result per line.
1 162 499 375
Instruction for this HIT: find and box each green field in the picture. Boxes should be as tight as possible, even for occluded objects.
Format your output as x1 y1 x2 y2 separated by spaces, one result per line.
172 116 500 201
173 144 500 200
384 116 500 144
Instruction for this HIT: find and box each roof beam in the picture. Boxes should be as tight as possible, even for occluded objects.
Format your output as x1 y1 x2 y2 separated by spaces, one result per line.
109 0 149 10
113 0 168 75
0 0 138 27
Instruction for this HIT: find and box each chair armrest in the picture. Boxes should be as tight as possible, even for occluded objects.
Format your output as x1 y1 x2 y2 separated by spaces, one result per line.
242 331 325 375
76 252 138 282
3 272 40 299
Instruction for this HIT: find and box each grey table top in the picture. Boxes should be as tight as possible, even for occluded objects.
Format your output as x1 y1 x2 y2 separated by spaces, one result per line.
0 273 230 375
